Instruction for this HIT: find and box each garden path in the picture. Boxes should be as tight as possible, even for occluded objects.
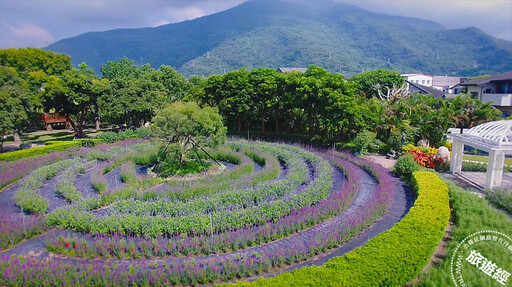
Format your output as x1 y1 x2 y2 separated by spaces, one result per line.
443 172 512 192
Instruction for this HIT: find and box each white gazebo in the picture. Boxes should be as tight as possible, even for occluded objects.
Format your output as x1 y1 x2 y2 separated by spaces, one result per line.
450 120 512 189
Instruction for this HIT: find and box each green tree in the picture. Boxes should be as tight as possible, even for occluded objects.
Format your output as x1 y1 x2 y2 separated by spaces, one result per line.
99 59 184 127
42 63 99 137
154 65 191 101
448 95 501 131
152 101 226 169
100 56 152 80
0 67 31 150
0 48 71 77
249 68 278 135
98 71 167 127
349 69 405 100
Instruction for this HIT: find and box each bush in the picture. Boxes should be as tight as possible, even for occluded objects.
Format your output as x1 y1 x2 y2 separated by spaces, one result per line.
486 187 512 214
243 171 450 287
97 131 121 143
393 153 422 179
13 189 49 214
133 127 151 138
159 160 212 177
345 131 381 154
0 141 81 161
45 139 103 147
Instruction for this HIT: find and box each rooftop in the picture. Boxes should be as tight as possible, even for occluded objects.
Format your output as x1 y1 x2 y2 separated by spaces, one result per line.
276 67 308 73
406 80 445 98
460 71 512 86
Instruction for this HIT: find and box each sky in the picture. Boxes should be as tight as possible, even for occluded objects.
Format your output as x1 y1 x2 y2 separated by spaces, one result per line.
1 0 511 49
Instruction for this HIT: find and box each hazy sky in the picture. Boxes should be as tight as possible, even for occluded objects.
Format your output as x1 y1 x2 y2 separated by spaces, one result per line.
1 0 511 49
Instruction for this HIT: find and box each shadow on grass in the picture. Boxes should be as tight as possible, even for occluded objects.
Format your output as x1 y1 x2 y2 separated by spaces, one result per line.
22 131 74 143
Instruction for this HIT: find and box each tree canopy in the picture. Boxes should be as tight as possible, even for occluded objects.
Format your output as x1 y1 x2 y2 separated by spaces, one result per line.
0 67 32 150
152 101 226 169
348 69 405 100
0 48 72 77
42 63 100 136
98 58 190 127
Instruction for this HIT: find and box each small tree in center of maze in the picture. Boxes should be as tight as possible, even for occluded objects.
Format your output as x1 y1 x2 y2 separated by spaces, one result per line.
151 101 226 176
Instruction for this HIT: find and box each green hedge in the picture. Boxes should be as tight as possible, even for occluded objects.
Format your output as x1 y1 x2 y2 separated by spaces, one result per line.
0 139 105 162
0 141 81 162
236 171 450 286
46 138 103 147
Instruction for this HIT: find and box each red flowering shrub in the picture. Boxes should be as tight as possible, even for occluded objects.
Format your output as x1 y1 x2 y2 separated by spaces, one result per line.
409 149 443 169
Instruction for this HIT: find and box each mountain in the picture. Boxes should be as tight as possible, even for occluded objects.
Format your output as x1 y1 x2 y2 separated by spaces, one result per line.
45 0 512 77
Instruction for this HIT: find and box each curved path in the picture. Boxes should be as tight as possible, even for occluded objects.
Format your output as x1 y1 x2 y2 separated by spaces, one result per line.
0 160 413 284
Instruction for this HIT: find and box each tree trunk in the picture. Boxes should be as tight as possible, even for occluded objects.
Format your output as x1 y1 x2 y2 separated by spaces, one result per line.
95 109 100 130
308 113 313 138
237 116 242 134
78 111 86 138
261 110 265 136
274 108 280 136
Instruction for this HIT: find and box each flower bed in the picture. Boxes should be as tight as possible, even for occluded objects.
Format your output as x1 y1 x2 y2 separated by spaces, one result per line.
0 140 408 286
240 171 450 286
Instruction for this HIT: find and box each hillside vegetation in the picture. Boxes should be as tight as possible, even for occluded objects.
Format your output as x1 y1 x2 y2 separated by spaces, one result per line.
45 0 512 77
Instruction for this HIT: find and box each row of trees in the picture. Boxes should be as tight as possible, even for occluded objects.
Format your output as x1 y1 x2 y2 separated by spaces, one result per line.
188 67 500 147
0 49 191 146
0 48 501 150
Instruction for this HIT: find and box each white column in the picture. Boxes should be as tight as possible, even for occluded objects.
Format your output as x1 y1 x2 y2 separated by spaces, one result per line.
486 149 505 189
450 140 464 174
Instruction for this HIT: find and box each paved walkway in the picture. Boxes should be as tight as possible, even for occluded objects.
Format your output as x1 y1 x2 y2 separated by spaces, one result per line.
442 172 512 192
362 155 397 169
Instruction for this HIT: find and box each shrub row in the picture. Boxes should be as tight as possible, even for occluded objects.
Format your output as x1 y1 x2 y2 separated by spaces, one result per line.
54 160 93 203
96 127 150 143
240 171 450 286
13 160 73 214
0 141 81 162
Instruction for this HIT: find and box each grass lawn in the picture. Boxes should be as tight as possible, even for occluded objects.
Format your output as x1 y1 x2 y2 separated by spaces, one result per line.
3 129 106 145
463 154 512 166
416 180 512 286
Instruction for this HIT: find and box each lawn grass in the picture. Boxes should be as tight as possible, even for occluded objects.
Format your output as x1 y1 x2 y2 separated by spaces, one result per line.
463 154 512 166
486 187 512 215
416 180 512 286
2 129 106 145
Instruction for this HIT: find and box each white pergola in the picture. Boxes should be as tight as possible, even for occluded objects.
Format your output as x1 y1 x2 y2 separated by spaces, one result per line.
450 120 512 189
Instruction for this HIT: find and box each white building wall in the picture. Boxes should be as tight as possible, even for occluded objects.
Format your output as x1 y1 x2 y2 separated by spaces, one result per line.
402 74 433 87
467 86 482 99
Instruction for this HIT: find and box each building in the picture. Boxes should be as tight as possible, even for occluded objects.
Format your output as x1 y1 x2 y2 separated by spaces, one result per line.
401 73 433 87
276 68 307 73
406 80 446 98
402 73 469 97
432 76 468 95
459 71 512 116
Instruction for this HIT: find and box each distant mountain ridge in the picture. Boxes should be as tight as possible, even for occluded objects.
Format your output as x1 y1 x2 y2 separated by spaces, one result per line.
45 0 512 77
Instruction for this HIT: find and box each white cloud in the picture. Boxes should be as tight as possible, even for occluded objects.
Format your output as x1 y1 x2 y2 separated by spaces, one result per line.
154 20 171 27
2 24 55 48
336 0 512 40
0 0 510 48
163 6 206 23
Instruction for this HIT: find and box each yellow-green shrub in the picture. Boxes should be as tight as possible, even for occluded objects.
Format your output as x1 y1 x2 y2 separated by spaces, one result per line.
237 171 450 286
0 141 82 162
